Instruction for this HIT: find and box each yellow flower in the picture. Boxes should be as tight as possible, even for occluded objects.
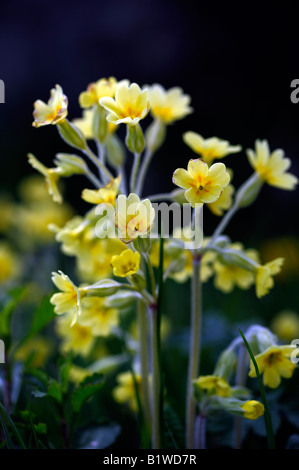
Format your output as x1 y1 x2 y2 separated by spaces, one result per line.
255 257 284 298
249 345 296 388
73 108 117 139
0 197 16 233
0 242 20 283
81 175 121 205
271 310 299 342
114 193 155 244
76 237 125 283
79 77 119 108
208 184 235 216
113 371 142 412
194 375 232 397
147 84 192 123
100 82 150 127
32 84 68 127
183 132 241 166
213 244 259 293
55 312 95 357
50 271 86 326
172 159 230 207
27 153 63 204
14 337 53 368
241 400 265 420
78 297 119 336
111 249 141 277
247 139 298 190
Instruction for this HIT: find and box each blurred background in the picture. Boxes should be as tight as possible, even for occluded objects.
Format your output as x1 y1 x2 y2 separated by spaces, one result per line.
0 0 299 448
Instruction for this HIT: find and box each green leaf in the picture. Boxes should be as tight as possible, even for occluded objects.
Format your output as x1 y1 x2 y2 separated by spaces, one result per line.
71 373 104 413
0 286 27 337
47 379 63 404
0 402 26 449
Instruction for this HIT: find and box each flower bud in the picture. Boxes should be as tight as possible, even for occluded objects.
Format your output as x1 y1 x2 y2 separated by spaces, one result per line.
92 104 109 143
126 123 145 154
57 119 87 150
133 236 152 254
106 134 126 168
145 119 166 152
54 153 87 176
235 173 263 208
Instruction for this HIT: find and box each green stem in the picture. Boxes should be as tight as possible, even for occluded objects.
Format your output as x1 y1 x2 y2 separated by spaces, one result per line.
137 300 151 431
233 343 248 449
135 148 153 196
186 255 202 449
130 153 141 193
149 305 161 449
208 203 238 246
238 329 275 449
84 146 113 181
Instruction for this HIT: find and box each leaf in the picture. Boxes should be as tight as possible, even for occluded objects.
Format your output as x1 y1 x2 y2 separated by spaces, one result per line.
0 286 27 337
88 354 128 374
77 423 121 449
47 379 63 404
71 373 104 413
0 402 26 449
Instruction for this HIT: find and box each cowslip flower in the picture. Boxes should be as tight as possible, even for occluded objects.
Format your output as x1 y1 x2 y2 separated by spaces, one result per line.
111 249 141 277
213 244 259 293
32 84 68 127
0 242 20 283
113 371 142 412
55 312 95 356
147 84 192 124
208 183 235 216
172 159 230 207
100 82 150 127
81 175 121 206
183 132 241 166
241 400 265 420
247 139 298 190
248 345 297 388
27 153 63 204
194 375 232 397
78 297 119 336
114 193 155 244
50 271 87 326
271 310 299 342
255 257 284 298
79 77 119 108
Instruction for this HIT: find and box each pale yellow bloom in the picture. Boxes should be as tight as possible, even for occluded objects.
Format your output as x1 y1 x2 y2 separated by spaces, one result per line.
194 375 232 397
208 184 235 216
255 257 284 298
27 153 63 204
113 371 142 412
172 159 230 207
55 311 95 357
0 242 20 283
77 237 125 283
100 82 150 127
213 244 259 293
78 297 119 336
111 249 141 277
247 139 298 190
271 310 299 342
0 197 15 233
81 175 121 205
147 84 192 123
114 193 155 244
79 77 119 108
183 132 241 166
241 400 264 420
50 271 86 326
32 84 68 127
14 337 53 368
249 345 296 388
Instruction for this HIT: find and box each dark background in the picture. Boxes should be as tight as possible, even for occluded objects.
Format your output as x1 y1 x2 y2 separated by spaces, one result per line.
0 0 298 243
